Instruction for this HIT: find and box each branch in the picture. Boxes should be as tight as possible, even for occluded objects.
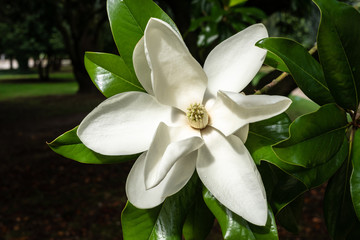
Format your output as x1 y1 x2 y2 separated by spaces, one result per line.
254 44 318 95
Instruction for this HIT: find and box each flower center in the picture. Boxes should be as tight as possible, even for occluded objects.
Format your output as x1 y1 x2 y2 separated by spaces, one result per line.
186 103 208 129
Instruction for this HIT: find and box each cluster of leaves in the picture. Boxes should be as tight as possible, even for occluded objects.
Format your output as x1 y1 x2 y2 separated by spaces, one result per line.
0 0 66 72
187 0 266 55
256 0 360 238
48 0 360 239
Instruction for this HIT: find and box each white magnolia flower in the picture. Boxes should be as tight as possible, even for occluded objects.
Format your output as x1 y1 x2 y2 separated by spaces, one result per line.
77 18 291 226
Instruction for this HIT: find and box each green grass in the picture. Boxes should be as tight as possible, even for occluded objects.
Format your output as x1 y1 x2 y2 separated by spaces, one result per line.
0 81 78 101
0 71 75 81
0 71 78 101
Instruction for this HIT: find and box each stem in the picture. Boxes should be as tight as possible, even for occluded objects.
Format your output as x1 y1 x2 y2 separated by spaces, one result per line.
254 72 289 95
254 44 318 95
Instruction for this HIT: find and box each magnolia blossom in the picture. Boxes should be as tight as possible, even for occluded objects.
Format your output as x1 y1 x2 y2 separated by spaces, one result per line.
77 18 291 226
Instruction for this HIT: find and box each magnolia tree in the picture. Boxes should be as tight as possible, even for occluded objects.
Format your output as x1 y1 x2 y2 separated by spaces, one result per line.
49 0 360 239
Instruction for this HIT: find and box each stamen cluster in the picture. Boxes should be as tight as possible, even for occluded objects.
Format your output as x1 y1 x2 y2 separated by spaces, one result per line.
186 103 208 129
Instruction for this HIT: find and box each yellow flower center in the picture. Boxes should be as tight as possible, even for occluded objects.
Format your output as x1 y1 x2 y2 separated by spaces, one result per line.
186 103 208 129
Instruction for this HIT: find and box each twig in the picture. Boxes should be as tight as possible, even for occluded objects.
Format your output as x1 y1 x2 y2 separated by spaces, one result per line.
254 44 318 95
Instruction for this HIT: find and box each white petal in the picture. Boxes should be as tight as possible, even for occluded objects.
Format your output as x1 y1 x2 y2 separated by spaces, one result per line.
77 91 185 155
234 124 249 143
208 91 291 136
126 151 197 209
133 37 154 95
144 122 203 189
144 18 208 111
197 127 267 226
204 24 268 96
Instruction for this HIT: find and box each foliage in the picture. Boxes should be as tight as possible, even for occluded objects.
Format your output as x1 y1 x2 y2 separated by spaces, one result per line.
48 0 360 239
0 0 66 75
187 0 266 60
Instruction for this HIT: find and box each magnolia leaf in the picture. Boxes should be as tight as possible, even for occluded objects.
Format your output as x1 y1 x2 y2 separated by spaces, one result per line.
85 52 144 97
273 103 347 168
313 0 360 110
247 112 347 191
258 162 307 215
48 126 137 164
256 37 334 105
263 51 289 73
286 95 320 121
350 129 360 220
291 138 348 188
203 188 278 240
182 188 214 240
275 195 303 233
107 0 178 72
324 159 360 239
122 173 200 240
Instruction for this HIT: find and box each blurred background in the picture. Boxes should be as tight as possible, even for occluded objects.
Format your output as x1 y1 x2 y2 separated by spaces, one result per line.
1 0 359 239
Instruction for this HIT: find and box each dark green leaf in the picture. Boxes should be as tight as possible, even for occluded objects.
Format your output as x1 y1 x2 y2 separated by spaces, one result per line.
313 0 360 110
182 187 214 240
107 0 178 72
275 195 304 233
246 114 306 210
48 126 137 164
85 52 144 97
256 37 334 105
273 103 347 168
286 95 320 121
263 51 289 73
247 111 348 189
290 138 348 188
258 162 307 215
122 173 201 240
203 188 278 240
351 128 360 220
324 158 360 239
121 203 162 239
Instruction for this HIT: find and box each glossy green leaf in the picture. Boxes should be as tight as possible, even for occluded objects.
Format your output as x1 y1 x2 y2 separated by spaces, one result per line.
290 138 348 189
273 103 347 168
48 126 137 164
263 51 289 73
351 128 360 220
107 0 178 72
203 188 278 240
258 162 307 215
84 52 144 97
247 111 347 189
286 95 320 121
313 0 360 110
256 37 334 105
324 159 360 240
245 115 307 218
182 187 214 240
122 173 201 240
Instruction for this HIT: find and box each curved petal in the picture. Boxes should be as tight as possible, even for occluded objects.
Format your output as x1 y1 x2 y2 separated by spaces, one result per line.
77 91 185 155
133 37 154 95
208 91 291 136
234 124 249 143
204 24 268 96
144 18 208 111
197 127 267 226
144 122 203 189
126 151 197 209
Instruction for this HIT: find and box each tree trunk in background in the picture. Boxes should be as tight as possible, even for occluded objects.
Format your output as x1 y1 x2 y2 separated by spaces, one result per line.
51 0 107 94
